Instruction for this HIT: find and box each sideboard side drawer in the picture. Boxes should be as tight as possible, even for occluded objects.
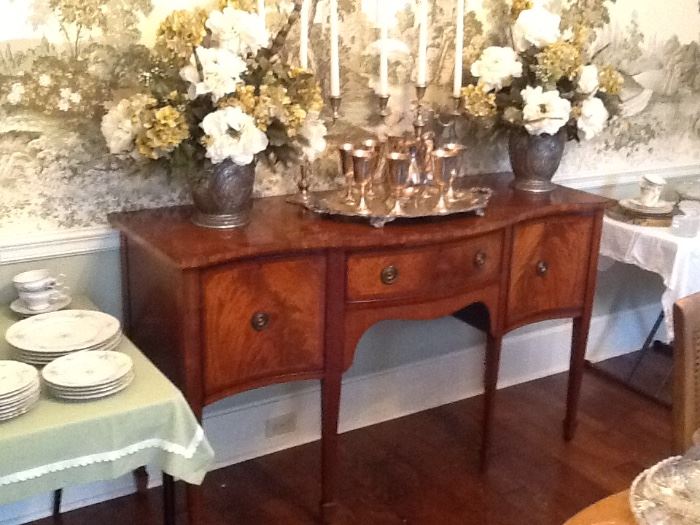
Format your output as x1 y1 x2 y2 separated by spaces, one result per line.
202 256 325 398
346 232 503 303
506 214 594 326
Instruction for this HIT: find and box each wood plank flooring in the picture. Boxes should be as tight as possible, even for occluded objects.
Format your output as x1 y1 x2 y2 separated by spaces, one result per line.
32 369 671 525
591 345 673 405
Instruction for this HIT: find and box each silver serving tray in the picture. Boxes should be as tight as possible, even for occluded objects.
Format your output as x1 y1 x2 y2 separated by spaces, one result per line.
294 187 493 228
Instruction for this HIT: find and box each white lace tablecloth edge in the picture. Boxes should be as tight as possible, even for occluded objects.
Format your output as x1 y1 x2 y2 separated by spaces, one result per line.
0 426 205 486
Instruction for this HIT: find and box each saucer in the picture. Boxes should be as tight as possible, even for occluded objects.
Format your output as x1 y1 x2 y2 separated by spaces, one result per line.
10 296 72 317
619 198 674 215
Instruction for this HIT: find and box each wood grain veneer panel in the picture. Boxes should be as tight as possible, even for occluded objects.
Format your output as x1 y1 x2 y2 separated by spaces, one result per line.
125 239 189 390
346 232 503 303
201 255 326 399
506 214 594 327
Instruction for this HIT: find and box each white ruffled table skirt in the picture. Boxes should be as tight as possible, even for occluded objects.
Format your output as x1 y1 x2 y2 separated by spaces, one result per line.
600 216 700 341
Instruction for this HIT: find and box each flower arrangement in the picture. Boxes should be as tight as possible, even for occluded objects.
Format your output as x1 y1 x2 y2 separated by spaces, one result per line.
100 0 326 173
460 0 624 141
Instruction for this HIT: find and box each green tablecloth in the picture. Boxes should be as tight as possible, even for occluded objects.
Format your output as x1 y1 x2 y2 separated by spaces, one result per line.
0 298 214 505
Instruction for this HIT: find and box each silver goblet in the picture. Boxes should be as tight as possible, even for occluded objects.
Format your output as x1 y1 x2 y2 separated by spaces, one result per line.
352 149 376 216
431 148 459 213
338 143 355 204
361 138 381 197
385 152 410 216
443 143 466 201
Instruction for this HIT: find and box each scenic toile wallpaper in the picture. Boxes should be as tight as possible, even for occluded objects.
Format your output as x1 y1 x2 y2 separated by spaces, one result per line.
0 0 699 234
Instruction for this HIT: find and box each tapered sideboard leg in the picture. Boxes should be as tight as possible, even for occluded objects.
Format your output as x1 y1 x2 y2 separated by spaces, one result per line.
321 373 342 524
185 484 205 525
481 333 503 471
564 315 592 441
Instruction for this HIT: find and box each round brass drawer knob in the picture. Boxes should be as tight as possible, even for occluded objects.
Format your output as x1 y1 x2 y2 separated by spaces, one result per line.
536 260 549 277
251 312 270 331
474 251 487 268
380 265 399 285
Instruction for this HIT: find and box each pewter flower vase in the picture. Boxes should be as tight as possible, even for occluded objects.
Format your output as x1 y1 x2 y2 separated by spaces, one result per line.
508 127 566 193
188 159 256 229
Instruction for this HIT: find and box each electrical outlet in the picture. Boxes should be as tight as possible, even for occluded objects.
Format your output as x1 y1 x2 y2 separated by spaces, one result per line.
265 412 297 438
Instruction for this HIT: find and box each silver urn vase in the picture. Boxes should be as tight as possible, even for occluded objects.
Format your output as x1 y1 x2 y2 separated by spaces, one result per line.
508 127 566 193
188 159 255 229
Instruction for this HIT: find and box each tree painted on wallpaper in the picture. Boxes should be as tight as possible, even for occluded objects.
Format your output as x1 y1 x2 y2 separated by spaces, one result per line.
0 0 698 234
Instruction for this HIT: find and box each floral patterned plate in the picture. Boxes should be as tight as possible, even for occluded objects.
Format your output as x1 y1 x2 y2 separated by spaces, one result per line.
41 351 133 389
6 310 120 353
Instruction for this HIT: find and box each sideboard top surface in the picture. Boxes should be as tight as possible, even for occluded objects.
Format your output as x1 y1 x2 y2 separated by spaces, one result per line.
109 174 611 270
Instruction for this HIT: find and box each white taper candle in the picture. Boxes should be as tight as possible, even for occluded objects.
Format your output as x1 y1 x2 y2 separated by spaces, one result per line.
258 0 265 30
300 0 309 69
453 0 464 97
417 0 428 86
379 3 389 96
329 0 340 97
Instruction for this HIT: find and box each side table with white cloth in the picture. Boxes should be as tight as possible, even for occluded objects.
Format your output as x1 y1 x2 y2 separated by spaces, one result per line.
0 297 215 524
593 215 700 400
600 216 700 342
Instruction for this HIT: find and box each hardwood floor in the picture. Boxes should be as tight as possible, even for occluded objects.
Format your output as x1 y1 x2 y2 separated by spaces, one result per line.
591 346 673 405
33 370 671 525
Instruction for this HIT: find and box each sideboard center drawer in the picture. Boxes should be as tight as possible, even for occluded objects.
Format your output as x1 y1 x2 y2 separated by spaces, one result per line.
346 232 503 303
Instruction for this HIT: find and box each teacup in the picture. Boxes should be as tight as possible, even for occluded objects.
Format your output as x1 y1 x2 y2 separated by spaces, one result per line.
13 269 65 293
18 288 69 311
671 213 700 238
638 174 666 207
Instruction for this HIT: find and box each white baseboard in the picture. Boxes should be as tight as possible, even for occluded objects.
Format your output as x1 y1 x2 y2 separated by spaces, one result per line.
204 303 658 470
0 303 658 524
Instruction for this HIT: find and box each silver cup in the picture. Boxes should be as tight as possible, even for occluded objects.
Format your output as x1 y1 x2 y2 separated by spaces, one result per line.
431 149 459 213
443 143 466 201
352 149 376 215
339 143 355 204
443 143 465 170
361 139 382 196
385 152 410 216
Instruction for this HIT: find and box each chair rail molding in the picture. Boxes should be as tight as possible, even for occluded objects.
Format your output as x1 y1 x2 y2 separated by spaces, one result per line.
561 163 700 190
0 226 120 265
0 162 697 265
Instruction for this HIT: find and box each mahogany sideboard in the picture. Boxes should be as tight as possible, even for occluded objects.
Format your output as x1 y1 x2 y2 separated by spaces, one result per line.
110 173 611 523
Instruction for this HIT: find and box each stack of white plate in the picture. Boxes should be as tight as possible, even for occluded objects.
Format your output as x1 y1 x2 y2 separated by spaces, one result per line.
42 351 134 401
0 360 40 422
5 310 122 366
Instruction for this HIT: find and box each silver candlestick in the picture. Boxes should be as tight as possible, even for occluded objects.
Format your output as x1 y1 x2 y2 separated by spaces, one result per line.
286 159 313 205
413 84 427 138
378 94 390 121
330 95 342 123
298 161 312 203
451 95 462 116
